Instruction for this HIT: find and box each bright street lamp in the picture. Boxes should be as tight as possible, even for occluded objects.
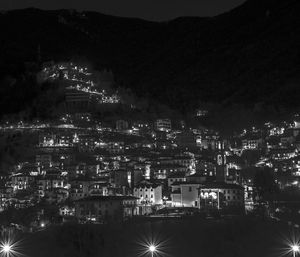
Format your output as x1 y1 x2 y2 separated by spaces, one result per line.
2 244 11 253
149 245 156 257
292 245 300 257
0 243 12 256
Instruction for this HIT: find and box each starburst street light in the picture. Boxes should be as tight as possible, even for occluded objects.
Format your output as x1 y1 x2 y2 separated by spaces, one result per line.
292 245 300 257
0 243 12 257
149 245 157 257
2 244 11 254
135 233 170 257
0 237 23 257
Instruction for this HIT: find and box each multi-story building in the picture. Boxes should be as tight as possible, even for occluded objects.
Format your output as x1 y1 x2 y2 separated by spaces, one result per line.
199 183 244 210
78 134 96 152
11 173 35 192
75 195 138 222
107 142 124 154
242 137 263 150
167 172 187 188
133 182 162 205
171 182 201 207
155 119 171 132
269 147 298 160
37 174 69 198
170 182 244 210
152 164 187 180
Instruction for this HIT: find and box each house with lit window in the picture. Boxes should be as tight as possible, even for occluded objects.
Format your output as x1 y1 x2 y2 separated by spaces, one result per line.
69 177 108 201
133 181 162 205
11 172 35 192
170 182 244 211
154 119 172 132
269 147 298 160
157 156 196 173
242 137 263 150
152 164 187 180
37 174 69 198
78 134 96 152
107 142 124 154
199 183 244 210
167 172 187 187
170 182 201 207
88 182 111 196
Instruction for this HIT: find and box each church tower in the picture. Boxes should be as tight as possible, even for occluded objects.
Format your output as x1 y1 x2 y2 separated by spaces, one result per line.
215 140 227 182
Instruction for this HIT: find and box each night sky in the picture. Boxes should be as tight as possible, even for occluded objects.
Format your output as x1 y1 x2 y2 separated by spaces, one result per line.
0 0 246 21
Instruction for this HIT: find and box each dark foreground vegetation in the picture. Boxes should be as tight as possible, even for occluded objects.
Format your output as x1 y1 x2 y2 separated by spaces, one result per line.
19 217 293 257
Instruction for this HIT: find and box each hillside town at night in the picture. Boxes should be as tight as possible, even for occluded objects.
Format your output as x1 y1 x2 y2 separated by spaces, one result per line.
0 63 300 232
0 2 300 254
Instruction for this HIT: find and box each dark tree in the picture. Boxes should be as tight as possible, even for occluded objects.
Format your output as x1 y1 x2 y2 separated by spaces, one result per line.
253 167 278 202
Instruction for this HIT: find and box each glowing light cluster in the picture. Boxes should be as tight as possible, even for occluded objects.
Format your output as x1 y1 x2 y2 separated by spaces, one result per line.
41 62 120 104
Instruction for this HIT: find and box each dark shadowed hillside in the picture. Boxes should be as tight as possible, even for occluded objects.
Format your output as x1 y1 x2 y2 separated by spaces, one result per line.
0 0 299 114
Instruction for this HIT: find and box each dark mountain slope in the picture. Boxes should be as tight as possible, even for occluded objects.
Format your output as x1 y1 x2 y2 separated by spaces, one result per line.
0 0 299 115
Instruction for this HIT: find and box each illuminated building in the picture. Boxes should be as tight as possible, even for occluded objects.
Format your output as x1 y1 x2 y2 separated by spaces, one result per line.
199 132 219 150
152 164 187 180
215 141 227 182
157 156 196 173
11 173 35 192
134 163 151 180
107 142 124 154
171 182 200 207
88 182 111 196
154 119 171 132
199 183 244 210
269 127 285 136
167 172 187 187
196 159 216 177
269 147 298 160
133 182 162 205
196 109 208 117
78 134 96 152
170 181 244 210
242 137 263 150
59 205 75 217
37 172 69 198
69 177 110 200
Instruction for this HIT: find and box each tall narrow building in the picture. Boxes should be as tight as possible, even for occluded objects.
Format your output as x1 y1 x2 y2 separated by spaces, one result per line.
215 140 227 182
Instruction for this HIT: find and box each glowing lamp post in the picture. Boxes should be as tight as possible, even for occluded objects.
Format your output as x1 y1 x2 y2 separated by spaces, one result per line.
149 245 156 257
0 243 12 256
292 245 300 257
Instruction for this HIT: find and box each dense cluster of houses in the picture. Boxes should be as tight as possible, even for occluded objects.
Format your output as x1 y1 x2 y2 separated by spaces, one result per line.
0 113 300 224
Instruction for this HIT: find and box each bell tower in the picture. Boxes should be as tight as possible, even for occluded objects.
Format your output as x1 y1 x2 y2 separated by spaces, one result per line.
215 140 227 182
